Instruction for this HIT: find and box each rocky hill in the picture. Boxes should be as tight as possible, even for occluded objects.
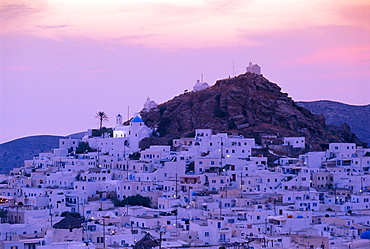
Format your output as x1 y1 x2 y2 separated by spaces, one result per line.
296 101 370 145
141 72 365 150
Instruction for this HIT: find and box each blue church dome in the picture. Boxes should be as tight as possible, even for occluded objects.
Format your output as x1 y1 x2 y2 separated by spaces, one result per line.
360 230 370 239
131 116 143 122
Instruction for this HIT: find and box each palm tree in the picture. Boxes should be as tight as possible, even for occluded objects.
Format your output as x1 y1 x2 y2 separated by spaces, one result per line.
95 111 109 130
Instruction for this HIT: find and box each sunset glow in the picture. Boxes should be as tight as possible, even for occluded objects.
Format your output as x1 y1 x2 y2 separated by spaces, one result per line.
2 0 369 48
0 0 369 142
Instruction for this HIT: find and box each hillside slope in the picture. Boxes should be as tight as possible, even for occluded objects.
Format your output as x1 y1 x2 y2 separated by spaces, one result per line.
0 132 85 174
141 73 364 150
296 100 370 145
0 135 63 174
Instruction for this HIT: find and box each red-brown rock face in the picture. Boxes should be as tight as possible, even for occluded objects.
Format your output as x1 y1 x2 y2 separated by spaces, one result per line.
141 73 363 150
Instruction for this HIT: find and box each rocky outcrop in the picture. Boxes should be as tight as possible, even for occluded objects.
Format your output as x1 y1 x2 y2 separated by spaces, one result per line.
141 73 364 150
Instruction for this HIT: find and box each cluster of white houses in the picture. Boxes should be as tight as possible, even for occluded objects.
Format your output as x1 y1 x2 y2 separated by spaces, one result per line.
1 113 370 249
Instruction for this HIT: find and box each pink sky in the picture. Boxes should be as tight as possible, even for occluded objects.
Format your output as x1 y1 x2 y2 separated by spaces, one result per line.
0 0 369 143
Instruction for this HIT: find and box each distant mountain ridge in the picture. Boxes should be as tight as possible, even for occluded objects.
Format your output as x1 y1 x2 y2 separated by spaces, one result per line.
0 132 86 174
296 100 370 145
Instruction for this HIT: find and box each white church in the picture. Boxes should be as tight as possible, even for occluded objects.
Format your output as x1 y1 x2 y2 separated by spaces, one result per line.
84 114 152 159
246 62 261 75
142 97 157 112
193 79 210 92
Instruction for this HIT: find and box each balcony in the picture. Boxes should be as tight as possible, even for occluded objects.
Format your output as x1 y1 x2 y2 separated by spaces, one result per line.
219 239 230 243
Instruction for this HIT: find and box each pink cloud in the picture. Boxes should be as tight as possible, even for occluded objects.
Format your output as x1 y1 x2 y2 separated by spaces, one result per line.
37 25 72 29
314 70 369 80
0 2 45 25
2 65 38 71
335 3 370 29
279 45 370 67
0 4 34 15
80 70 110 74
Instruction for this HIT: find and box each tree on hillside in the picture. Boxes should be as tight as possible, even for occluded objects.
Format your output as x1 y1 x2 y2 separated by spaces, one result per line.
60 211 81 219
122 194 151 208
75 142 97 154
0 209 7 223
95 111 109 130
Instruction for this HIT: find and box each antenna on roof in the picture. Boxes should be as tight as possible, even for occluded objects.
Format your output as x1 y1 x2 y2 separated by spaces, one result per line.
127 106 130 120
234 60 237 76
232 60 235 77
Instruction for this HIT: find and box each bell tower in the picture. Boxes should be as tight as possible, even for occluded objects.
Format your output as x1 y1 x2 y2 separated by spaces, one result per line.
116 114 123 126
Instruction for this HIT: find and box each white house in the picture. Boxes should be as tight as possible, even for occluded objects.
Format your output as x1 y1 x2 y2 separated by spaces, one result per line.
283 137 305 149
327 143 356 158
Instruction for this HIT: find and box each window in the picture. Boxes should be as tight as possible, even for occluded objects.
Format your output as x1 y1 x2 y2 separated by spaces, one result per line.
205 232 209 237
